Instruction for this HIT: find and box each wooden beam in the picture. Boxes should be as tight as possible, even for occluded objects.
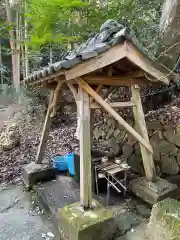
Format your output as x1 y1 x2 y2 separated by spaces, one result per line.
79 86 92 209
77 78 153 153
131 85 156 182
90 84 103 104
122 70 144 78
50 81 64 118
90 101 135 109
84 75 149 86
35 91 54 164
126 41 169 85
65 43 126 80
67 83 78 101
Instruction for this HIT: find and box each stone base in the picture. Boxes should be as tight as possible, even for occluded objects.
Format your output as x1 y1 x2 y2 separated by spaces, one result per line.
147 198 180 240
58 200 118 240
22 162 56 189
129 177 178 205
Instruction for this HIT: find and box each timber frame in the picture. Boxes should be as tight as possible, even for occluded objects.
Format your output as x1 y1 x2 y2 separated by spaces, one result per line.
26 38 171 209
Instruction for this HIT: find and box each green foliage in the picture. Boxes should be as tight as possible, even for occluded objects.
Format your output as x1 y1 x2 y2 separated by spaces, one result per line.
25 0 164 58
25 0 88 49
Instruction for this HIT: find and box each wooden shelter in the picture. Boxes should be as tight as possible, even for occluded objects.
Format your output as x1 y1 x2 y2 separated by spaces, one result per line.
24 20 171 209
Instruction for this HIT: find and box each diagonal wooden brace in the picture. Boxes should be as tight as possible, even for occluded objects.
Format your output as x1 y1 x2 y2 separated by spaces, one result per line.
77 77 153 153
35 90 54 164
50 81 64 118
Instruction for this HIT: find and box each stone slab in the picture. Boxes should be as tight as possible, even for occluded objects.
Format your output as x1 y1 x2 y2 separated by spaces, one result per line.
22 162 56 189
129 177 178 205
35 176 80 213
58 200 118 240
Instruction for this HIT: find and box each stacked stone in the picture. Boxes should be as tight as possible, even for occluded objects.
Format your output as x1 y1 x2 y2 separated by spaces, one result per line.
93 114 180 177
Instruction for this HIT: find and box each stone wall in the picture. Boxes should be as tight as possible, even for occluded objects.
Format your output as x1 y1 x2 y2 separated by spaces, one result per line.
93 115 180 177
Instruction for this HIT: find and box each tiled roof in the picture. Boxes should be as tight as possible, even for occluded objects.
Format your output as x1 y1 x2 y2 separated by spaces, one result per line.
23 19 166 85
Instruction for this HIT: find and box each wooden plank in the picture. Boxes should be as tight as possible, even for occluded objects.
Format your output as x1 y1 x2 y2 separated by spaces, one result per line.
77 78 153 153
79 86 92 208
90 101 135 109
65 43 126 80
50 81 64 118
84 75 149 86
67 83 78 101
126 41 169 85
131 85 156 182
35 91 54 164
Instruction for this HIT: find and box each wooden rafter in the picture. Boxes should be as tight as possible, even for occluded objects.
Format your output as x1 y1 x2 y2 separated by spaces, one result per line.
77 77 153 153
126 41 169 85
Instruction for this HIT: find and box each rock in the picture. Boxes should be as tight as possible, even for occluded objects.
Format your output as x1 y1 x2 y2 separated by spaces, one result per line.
128 154 142 175
134 143 141 156
106 127 114 139
115 130 126 143
158 140 179 156
176 124 180 135
115 210 141 235
0 123 20 151
114 129 121 138
108 138 120 154
104 124 110 133
177 150 180 165
164 129 180 147
122 143 133 158
146 121 163 131
107 118 116 129
101 130 106 139
136 204 151 218
147 198 180 240
93 127 101 140
127 132 137 146
161 155 179 175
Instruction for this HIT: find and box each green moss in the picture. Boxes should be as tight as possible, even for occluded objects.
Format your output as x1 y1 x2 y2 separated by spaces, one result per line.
152 198 180 237
60 200 113 231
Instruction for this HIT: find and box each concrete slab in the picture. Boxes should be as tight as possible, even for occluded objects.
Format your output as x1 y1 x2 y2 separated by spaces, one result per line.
34 176 80 214
22 162 56 189
58 200 118 240
129 177 178 205
0 185 59 240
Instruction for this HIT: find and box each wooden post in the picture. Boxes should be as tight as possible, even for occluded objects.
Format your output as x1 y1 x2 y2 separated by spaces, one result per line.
35 91 54 164
79 86 92 209
131 85 156 182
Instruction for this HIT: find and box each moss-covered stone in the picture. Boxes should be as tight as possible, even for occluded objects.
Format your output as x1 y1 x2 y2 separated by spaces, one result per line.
58 200 118 240
147 198 180 240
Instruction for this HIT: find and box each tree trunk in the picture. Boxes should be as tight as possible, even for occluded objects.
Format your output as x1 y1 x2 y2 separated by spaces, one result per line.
0 42 4 85
16 10 20 86
5 0 19 88
24 0 29 77
159 0 180 69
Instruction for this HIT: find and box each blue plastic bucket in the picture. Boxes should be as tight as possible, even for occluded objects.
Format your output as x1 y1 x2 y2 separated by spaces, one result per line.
66 152 75 176
52 155 68 171
52 152 75 176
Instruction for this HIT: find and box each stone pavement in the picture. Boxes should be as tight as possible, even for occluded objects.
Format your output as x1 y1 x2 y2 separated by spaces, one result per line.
0 184 60 240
